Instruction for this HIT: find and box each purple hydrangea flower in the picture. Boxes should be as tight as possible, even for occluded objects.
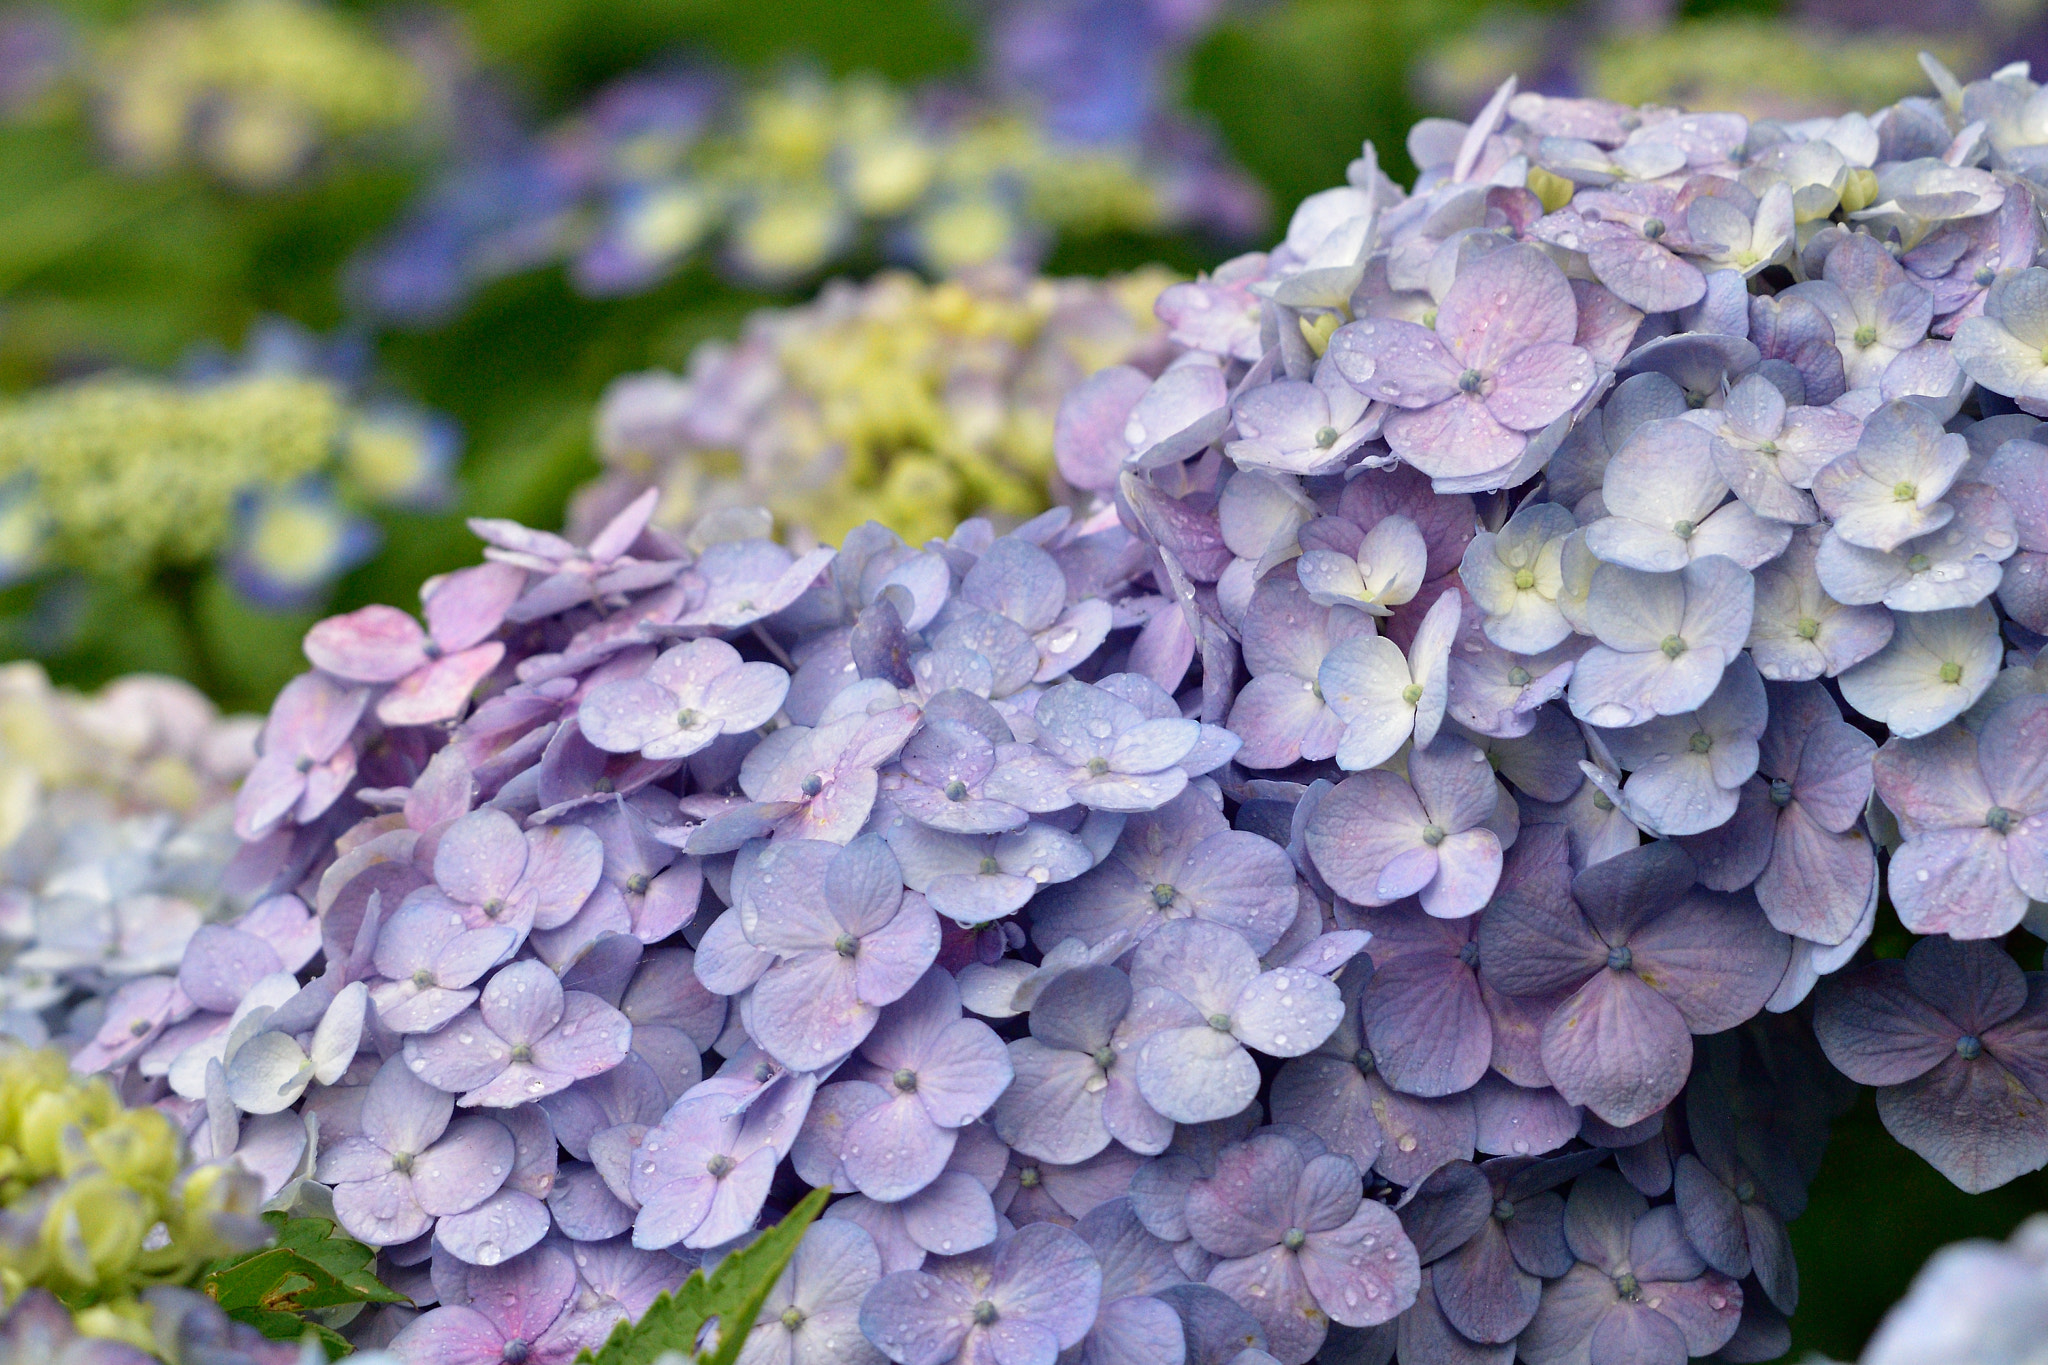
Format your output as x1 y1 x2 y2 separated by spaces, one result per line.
1517 1169 1743 1365
1126 919 1345 1124
858 1222 1104 1365
1815 936 2048 1193
1396 1155 1585 1352
1479 841 1789 1127
1872 694 2048 939
992 963 1174 1164
1596 655 1767 837
389 1243 588 1365
1748 526 1896 683
304 562 525 727
1224 578 1375 768
738 1219 888 1365
403 959 633 1107
233 671 368 841
1329 246 1596 486
578 638 790 762
1567 557 1754 729
315 1056 514 1247
1304 735 1505 917
1182 1131 1419 1363
1784 232 1935 390
630 1069 818 1250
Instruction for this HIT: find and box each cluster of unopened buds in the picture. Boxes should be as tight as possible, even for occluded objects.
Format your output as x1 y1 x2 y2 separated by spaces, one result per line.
70 51 2048 1365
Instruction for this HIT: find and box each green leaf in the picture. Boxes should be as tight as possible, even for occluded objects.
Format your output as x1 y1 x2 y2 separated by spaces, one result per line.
578 1188 830 1365
201 1212 409 1351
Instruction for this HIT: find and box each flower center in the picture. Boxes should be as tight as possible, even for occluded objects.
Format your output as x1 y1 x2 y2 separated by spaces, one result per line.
1608 945 1633 971
1151 883 1177 908
509 1044 533 1064
1459 941 1480 967
979 856 1001 876
1420 824 1446 846
1087 757 1111 775
1758 441 1778 456
1855 325 1879 348
973 1301 1000 1327
1688 731 1712 754
625 873 650 895
706 1153 734 1177
781 1308 806 1331
893 1068 919 1093
1672 519 1695 539
502 1341 529 1365
676 707 703 730
1592 790 1615 811
1208 1013 1234 1032
1402 683 1424 705
1019 1165 1041 1188
1354 1049 1376 1076
1660 635 1687 659
1513 568 1536 591
1315 426 1339 448
392 1151 414 1174
1988 806 2014 834
1283 1228 1307 1250
835 933 860 956
1892 481 1917 502
1494 1199 1516 1221
1735 1179 1756 1203
1507 666 1532 686
1907 553 1931 573
1615 1272 1642 1301
1977 266 1998 286
1093 1046 1116 1069
944 779 970 802
1941 661 1964 684
1795 616 1820 640
1958 1035 1984 1060
1641 218 1665 240
1770 778 1793 808
1458 369 1486 395
800 773 824 797
413 969 435 987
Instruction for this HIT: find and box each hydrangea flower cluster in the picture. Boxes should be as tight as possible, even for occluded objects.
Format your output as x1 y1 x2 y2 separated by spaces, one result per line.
0 665 255 1048
0 327 457 610
354 58 1262 324
11 0 428 189
580 267 1177 547
126 56 2048 1365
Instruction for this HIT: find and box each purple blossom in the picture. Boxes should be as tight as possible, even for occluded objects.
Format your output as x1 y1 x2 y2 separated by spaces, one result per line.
858 1222 1103 1365
1396 1156 1585 1351
1224 578 1374 768
1517 1169 1743 1365
1182 1131 1418 1363
739 1219 888 1365
992 963 1173 1164
1127 919 1344 1124
1031 790 1297 955
578 638 789 762
1567 557 1754 730
732 836 940 1070
1479 840 1789 1127
315 1056 514 1247
389 1244 588 1365
1596 655 1767 837
403 959 632 1107
630 1069 818 1249
304 562 525 727
1329 246 1596 487
1304 735 1504 917
1784 233 1935 390
1872 694 2048 939
233 671 368 841
1815 936 2048 1193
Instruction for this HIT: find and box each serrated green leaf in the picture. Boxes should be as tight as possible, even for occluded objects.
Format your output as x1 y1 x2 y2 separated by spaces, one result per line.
577 1188 830 1365
202 1212 409 1320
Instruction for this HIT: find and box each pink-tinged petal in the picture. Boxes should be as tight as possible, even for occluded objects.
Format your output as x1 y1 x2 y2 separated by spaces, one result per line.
844 1095 957 1202
437 810 529 908
1269 1058 1381 1175
1589 1301 1688 1365
1422 829 1503 919
1327 319 1464 408
1487 344 1597 431
1363 952 1490 1098
1877 1054 2048 1194
480 960 567 1045
389 1304 504 1365
178 926 284 1014
1439 245 1582 373
857 896 942 1007
1891 827 2029 939
1812 961 1960 1085
750 953 875 1072
305 605 428 683
532 992 633 1078
1402 1263 1518 1363
1541 970 1691 1127
1520 1263 1619 1365
1471 1075 1578 1158
1384 398 1528 482
1299 1199 1419 1326
426 561 525 653
333 1170 433 1247
412 1116 514 1217
1207 1247 1324 1364
379 644 505 727
520 825 606 930
1626 889 1790 1033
